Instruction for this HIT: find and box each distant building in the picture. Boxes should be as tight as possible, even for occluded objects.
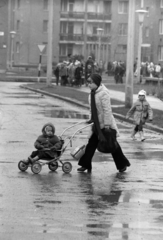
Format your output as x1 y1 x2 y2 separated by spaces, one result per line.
0 2 8 69
0 0 163 69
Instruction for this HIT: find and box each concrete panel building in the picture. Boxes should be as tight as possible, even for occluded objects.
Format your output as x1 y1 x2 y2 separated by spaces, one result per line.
1 0 163 69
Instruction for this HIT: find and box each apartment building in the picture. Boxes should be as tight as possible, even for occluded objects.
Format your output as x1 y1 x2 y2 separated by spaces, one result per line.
1 0 163 69
0 2 8 69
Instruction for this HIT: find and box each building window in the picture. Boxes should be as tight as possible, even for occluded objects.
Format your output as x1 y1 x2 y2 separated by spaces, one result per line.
104 1 112 14
145 27 149 37
17 0 20 9
118 1 128 14
60 22 67 34
69 0 74 12
104 23 111 35
60 44 67 56
158 46 163 60
61 0 67 12
93 26 97 35
16 42 20 53
161 0 163 8
43 0 48 10
118 23 127 36
159 19 163 34
16 20 20 31
117 44 127 53
67 44 73 55
43 20 48 32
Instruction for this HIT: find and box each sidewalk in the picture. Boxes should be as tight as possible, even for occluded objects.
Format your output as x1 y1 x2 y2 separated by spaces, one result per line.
21 83 163 134
78 84 163 111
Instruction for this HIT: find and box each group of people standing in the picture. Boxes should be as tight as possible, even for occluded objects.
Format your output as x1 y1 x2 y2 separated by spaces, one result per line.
107 61 126 84
53 60 84 86
134 60 163 79
53 56 104 87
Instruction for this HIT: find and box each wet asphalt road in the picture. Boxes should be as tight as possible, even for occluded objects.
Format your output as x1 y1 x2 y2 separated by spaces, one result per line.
0 82 163 240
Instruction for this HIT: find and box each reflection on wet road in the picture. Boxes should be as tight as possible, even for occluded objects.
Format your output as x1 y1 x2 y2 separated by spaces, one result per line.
0 83 163 240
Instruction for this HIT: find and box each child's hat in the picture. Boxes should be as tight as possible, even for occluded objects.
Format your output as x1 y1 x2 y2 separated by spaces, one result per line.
138 90 146 97
42 122 55 134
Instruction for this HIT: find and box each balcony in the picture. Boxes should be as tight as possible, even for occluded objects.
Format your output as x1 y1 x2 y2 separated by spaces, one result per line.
87 35 111 43
87 12 112 21
60 11 112 21
60 34 111 43
60 11 85 19
60 34 84 41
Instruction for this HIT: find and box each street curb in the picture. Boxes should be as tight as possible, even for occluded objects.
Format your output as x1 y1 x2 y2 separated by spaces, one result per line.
20 85 89 109
20 85 163 135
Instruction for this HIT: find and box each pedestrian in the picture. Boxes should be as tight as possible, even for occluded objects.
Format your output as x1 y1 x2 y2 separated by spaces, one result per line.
77 73 131 173
126 90 153 141
60 61 68 86
155 63 161 78
22 123 62 165
74 61 83 86
85 56 94 84
54 64 60 85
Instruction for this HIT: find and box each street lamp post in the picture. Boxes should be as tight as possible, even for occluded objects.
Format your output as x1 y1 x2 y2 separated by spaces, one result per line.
136 9 147 83
125 0 135 108
10 31 16 68
97 28 104 64
46 0 54 86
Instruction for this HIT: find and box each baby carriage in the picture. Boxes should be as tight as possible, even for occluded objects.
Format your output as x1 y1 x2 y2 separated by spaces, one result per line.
18 121 92 174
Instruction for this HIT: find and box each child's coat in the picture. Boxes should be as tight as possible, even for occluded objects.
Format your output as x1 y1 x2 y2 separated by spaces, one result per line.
126 99 153 125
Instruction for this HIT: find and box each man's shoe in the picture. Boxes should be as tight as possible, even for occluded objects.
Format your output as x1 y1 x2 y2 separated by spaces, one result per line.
77 167 91 173
119 166 127 173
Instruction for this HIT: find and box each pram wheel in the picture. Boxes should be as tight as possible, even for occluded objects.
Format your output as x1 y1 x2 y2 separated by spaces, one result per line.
18 161 28 172
31 162 42 174
48 161 58 171
62 162 72 173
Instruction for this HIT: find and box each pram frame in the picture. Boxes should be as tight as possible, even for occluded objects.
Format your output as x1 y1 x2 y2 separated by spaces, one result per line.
18 121 93 174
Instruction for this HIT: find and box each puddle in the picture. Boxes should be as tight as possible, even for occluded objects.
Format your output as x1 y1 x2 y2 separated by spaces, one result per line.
40 109 89 119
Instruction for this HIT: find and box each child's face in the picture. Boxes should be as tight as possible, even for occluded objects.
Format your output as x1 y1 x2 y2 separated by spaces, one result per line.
45 126 53 136
139 95 145 101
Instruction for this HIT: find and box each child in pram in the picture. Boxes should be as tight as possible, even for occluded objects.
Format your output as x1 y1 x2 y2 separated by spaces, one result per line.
23 122 63 165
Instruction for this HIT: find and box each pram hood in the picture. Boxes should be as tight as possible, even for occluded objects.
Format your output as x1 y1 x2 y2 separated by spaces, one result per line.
42 122 55 135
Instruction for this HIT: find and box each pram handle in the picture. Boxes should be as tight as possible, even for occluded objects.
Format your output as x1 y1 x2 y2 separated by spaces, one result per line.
62 123 93 150
60 120 87 137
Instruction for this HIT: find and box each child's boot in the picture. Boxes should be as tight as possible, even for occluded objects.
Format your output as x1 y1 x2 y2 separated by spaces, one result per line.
130 129 137 140
139 131 145 141
23 156 33 165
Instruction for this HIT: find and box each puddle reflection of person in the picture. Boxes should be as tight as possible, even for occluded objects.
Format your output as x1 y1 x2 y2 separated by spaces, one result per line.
77 173 130 239
77 73 131 173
